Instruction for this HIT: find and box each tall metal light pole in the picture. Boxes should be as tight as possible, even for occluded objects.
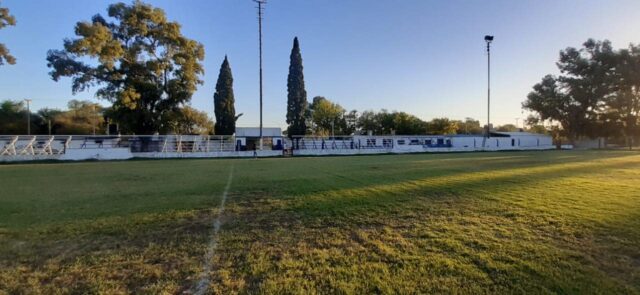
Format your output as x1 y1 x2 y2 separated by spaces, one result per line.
254 0 266 150
25 99 32 135
484 35 493 138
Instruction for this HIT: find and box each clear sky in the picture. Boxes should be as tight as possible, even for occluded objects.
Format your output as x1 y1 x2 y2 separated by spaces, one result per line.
1 0 639 129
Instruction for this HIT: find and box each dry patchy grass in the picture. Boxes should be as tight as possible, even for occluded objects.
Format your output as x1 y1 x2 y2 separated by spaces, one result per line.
1 151 639 294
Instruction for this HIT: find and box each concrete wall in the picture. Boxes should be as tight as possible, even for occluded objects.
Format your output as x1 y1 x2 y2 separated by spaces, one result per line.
0 134 557 162
60 148 134 161
294 149 390 156
134 150 282 159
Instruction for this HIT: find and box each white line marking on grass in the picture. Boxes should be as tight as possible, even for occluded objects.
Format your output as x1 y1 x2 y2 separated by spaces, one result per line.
194 164 235 295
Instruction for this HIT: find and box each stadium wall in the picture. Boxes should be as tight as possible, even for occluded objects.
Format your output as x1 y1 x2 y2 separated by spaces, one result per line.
0 132 560 162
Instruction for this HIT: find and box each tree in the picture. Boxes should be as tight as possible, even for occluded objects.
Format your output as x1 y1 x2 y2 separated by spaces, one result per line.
0 2 16 65
356 109 428 135
456 117 483 134
309 96 347 136
0 100 34 134
161 105 213 135
527 124 548 135
286 37 307 138
523 40 614 143
344 110 358 135
38 108 64 134
496 124 519 132
427 118 458 135
213 56 236 135
392 112 427 135
46 1 205 134
52 100 105 135
603 44 640 149
356 110 379 135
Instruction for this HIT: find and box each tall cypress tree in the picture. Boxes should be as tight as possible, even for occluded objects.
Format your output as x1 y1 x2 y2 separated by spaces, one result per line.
213 56 236 135
286 37 308 138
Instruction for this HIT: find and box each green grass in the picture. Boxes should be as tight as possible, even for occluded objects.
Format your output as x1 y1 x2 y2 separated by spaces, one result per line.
1 150 639 294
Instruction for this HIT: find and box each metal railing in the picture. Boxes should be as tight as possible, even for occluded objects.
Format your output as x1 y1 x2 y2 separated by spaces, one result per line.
0 135 282 156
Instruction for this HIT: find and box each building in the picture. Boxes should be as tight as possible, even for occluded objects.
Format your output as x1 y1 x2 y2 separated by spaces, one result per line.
235 127 284 151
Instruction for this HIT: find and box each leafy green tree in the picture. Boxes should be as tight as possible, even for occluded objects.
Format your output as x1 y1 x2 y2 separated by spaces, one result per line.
377 110 396 134
603 44 640 148
344 110 358 135
309 96 347 136
46 1 205 134
526 124 548 135
213 56 236 135
427 118 458 135
356 110 379 134
286 37 307 138
456 117 483 134
496 124 519 132
523 40 614 143
53 100 104 135
356 109 428 135
0 100 32 134
38 108 64 134
0 2 16 65
161 105 213 135
392 112 427 135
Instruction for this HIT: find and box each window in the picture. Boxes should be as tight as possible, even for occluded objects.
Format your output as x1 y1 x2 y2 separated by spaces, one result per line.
425 139 432 146
383 139 393 147
410 139 420 145
511 139 515 146
397 140 406 145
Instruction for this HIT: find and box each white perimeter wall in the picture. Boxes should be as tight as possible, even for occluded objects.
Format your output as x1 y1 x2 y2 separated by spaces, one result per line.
0 134 557 162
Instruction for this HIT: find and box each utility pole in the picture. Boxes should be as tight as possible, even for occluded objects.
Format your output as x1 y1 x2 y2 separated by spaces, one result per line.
254 0 266 150
25 99 32 135
92 104 97 135
484 35 493 138
515 118 520 130
331 121 335 138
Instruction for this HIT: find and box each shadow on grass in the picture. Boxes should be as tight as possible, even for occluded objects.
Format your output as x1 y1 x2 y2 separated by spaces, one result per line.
284 153 640 219
212 153 640 293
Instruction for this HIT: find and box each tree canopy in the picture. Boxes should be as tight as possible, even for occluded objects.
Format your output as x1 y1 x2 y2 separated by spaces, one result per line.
161 105 213 135
426 118 458 135
308 96 350 136
0 100 32 134
52 100 105 135
286 37 307 138
0 99 103 135
524 39 640 147
213 56 236 135
46 1 205 134
0 1 16 65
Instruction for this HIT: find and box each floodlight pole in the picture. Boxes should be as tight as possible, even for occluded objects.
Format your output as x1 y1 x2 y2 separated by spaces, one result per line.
25 99 32 135
255 0 266 150
485 35 493 138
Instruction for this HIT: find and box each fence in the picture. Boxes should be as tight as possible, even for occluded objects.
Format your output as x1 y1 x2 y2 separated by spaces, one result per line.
0 134 275 157
290 136 399 150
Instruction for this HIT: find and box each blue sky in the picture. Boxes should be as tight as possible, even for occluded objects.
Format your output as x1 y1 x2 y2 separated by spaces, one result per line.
1 0 639 129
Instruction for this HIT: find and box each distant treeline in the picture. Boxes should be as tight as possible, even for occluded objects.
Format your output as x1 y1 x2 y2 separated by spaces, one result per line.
0 100 213 135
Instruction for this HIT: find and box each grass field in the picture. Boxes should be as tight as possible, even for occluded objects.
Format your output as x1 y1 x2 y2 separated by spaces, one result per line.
1 150 639 294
